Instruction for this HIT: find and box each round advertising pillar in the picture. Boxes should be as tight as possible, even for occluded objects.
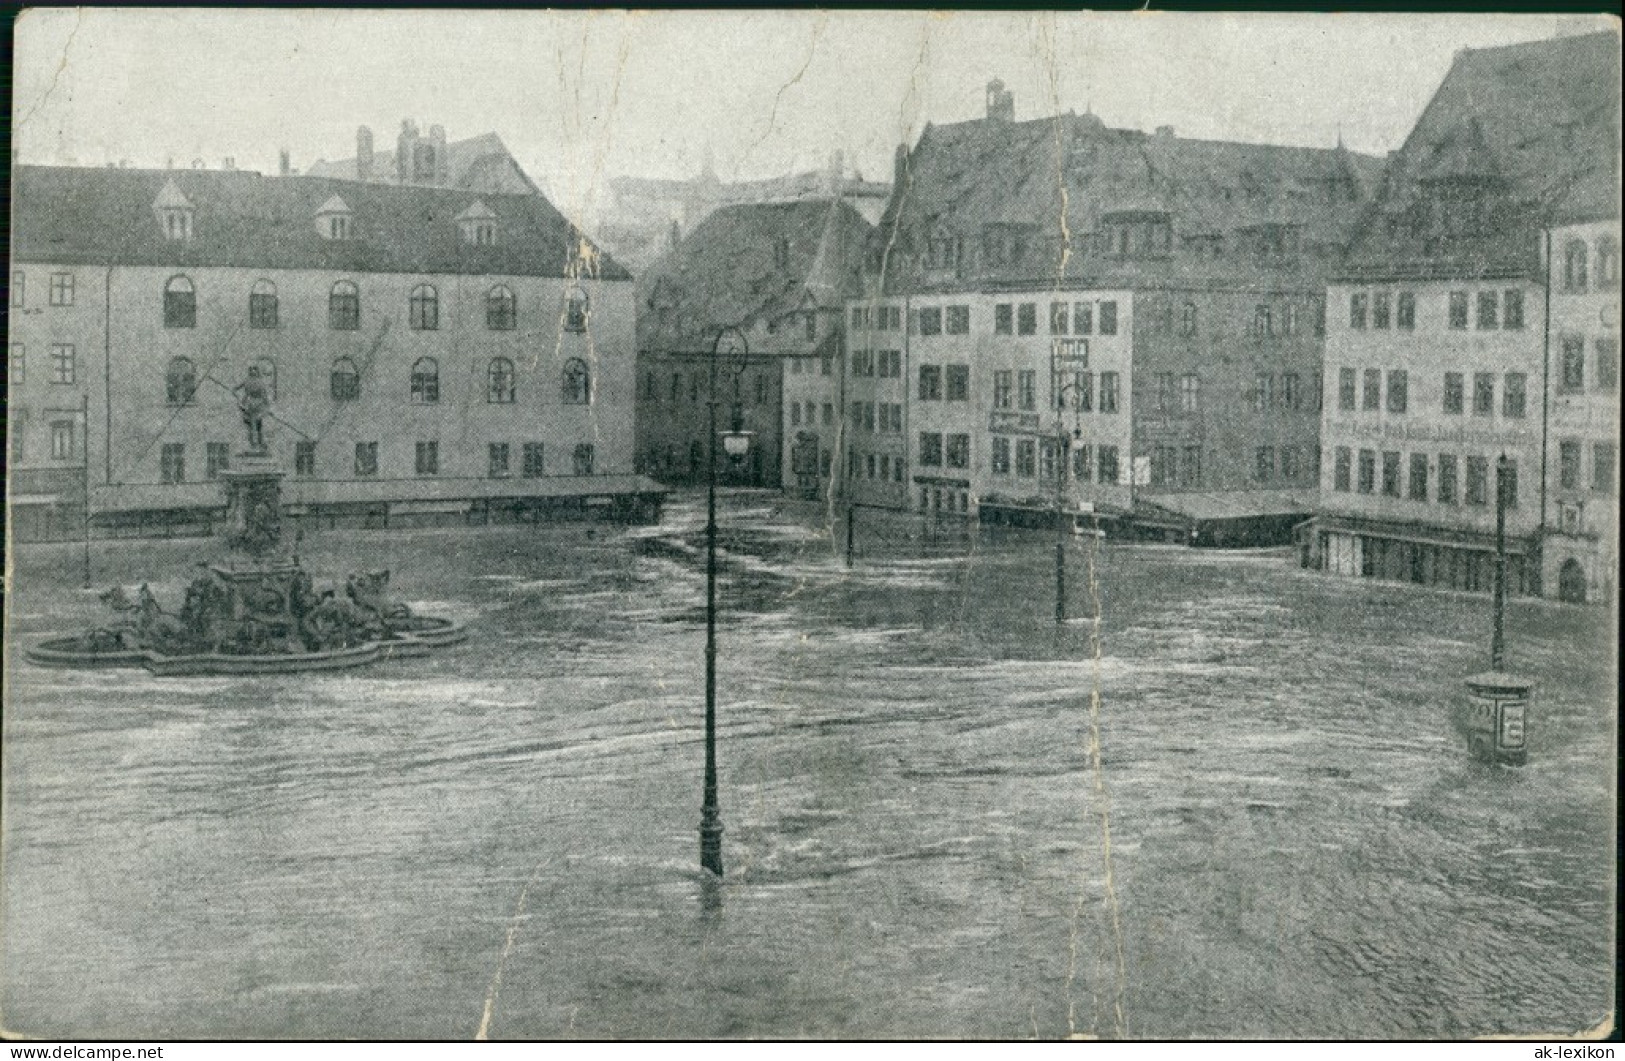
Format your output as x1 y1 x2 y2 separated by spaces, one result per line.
1462 671 1532 766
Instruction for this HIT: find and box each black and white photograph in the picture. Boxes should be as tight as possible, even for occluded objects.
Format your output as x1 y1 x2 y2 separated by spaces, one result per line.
3 8 1619 1042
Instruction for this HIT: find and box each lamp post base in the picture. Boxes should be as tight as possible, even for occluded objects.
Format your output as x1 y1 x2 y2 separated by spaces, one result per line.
700 811 724 877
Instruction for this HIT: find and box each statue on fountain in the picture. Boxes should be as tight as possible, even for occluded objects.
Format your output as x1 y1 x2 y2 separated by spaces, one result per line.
234 365 271 454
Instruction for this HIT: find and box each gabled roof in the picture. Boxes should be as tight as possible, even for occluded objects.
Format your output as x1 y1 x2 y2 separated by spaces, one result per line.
152 178 193 210
307 132 541 195
636 198 873 350
875 109 1383 294
315 194 352 215
12 165 628 280
455 200 497 222
1342 30 1620 281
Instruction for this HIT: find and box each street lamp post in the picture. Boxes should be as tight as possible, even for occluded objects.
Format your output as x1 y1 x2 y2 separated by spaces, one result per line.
1491 452 1508 670
701 327 751 878
1053 381 1084 625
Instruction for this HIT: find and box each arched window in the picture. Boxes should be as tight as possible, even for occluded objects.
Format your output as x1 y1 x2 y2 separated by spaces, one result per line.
410 357 440 403
409 284 439 330
1180 302 1198 337
164 275 196 328
561 358 591 405
564 286 589 333
486 285 517 331
165 356 197 406
253 357 278 400
329 280 360 331
249 279 278 329
487 357 516 404
1564 240 1589 292
1597 236 1619 289
330 357 361 401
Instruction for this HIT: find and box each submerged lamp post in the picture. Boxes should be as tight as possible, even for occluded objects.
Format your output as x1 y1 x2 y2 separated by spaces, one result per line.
1053 379 1085 625
701 326 752 878
1463 452 1531 765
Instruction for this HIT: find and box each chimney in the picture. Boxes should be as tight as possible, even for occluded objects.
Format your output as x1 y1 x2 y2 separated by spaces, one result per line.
1155 125 1175 139
986 79 1014 123
396 119 417 183
279 148 291 176
223 157 235 171
429 124 448 185
893 143 908 188
357 125 374 181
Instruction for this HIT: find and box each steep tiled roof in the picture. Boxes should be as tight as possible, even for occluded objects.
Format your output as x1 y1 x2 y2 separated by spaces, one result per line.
636 198 873 349
307 132 540 195
875 111 1383 294
11 164 628 280
1342 30 1620 281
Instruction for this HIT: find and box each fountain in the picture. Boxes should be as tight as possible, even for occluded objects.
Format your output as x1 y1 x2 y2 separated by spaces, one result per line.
27 367 467 675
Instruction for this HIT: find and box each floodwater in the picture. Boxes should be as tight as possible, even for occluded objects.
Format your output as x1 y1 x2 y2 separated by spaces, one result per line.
2 491 1615 1039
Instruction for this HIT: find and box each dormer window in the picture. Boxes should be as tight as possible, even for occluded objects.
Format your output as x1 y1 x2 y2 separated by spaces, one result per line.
457 201 499 246
153 179 195 241
315 195 355 241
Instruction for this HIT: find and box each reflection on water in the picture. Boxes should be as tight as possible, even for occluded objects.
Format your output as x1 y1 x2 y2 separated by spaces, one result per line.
2 490 1615 1039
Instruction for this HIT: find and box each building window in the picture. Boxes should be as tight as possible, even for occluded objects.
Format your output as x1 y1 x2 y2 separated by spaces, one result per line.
1465 456 1488 506
1476 290 1498 330
565 288 590 333
946 364 969 401
50 421 75 461
1563 240 1588 291
1561 337 1585 391
11 271 23 308
165 356 196 405
249 279 278 329
163 275 196 328
1254 373 1274 413
1334 447 1351 492
1503 372 1527 418
354 442 378 478
1396 292 1416 330
918 364 942 401
1098 446 1119 484
1448 291 1468 330
573 443 595 476
1181 373 1201 412
1073 303 1093 335
1017 303 1037 336
1158 372 1177 411
879 350 901 378
488 443 510 478
1597 237 1619 289
409 284 439 330
774 238 791 269
1387 370 1408 414
1503 289 1525 330
946 305 970 334
295 441 316 478
50 343 76 385
919 432 943 467
992 370 1012 409
990 436 1011 475
1472 373 1494 416
918 307 943 336
1357 449 1375 494
1049 302 1069 335
1597 339 1620 392
562 358 591 405
1015 439 1036 477
331 358 361 401
946 433 970 469
1017 370 1036 411
1098 301 1118 335
1183 445 1204 486
410 358 440 404
995 304 1013 335
1180 302 1197 336
9 343 23 385
1438 454 1458 504
415 441 439 476
486 285 517 331
49 272 74 306
205 442 229 480
1560 440 1581 490
1338 367 1356 411
1594 443 1617 494
1349 293 1368 330
1099 372 1119 414
1408 453 1428 501
160 443 185 484
1362 369 1381 411
329 281 361 330
1372 292 1391 330
1256 446 1275 482
1443 372 1464 415
1500 459 1519 508
1073 445 1093 482
522 443 545 478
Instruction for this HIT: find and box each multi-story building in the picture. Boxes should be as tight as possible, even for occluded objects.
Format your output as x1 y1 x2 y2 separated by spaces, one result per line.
634 198 871 491
8 163 661 541
844 80 1379 542
1543 210 1620 604
306 121 541 196
1312 31 1619 597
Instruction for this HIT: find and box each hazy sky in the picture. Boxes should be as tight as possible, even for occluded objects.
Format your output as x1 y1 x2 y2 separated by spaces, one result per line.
13 9 1615 224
